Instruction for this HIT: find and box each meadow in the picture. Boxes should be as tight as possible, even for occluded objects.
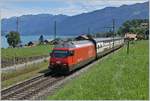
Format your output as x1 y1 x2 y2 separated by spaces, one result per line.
1 45 53 59
1 45 53 67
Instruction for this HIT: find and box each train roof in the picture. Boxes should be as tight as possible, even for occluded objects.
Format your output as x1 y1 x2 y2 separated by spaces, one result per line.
94 37 123 42
54 37 123 49
54 40 93 48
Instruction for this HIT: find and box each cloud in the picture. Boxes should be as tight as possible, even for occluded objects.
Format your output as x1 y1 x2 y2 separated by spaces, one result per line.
1 0 148 18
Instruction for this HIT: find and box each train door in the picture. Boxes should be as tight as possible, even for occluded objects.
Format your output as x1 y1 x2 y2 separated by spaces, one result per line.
68 50 75 69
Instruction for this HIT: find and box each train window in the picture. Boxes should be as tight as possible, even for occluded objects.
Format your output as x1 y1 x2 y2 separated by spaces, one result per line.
98 44 101 48
49 53 52 57
97 44 100 48
52 50 69 58
69 50 74 56
97 42 103 48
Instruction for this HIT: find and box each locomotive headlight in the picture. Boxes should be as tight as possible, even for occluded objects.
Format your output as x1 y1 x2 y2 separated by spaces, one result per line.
62 63 68 68
63 63 67 66
50 62 54 65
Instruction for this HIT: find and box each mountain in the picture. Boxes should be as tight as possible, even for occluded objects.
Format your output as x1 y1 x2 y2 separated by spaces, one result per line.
1 14 69 35
1 2 149 36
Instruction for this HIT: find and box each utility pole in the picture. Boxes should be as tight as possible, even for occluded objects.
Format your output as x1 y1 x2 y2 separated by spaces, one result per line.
103 19 116 52
127 39 130 54
88 27 90 34
54 21 56 39
14 17 19 65
112 19 115 51
16 17 19 32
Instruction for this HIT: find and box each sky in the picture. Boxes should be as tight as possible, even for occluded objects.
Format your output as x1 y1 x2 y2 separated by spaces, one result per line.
0 0 149 19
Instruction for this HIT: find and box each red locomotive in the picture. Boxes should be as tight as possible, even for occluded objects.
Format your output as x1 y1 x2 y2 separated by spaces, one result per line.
49 37 124 74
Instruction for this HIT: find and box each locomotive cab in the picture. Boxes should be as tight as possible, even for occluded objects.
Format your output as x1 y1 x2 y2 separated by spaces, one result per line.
49 49 74 73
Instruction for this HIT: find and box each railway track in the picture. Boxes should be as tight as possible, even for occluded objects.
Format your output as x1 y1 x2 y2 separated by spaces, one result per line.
1 73 64 100
1 45 123 100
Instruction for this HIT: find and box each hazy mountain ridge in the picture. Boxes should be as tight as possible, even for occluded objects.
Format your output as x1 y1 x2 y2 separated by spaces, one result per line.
1 2 149 36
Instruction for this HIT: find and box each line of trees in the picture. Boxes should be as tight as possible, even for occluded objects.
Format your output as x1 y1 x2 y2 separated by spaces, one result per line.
117 19 149 36
92 19 149 38
5 31 45 48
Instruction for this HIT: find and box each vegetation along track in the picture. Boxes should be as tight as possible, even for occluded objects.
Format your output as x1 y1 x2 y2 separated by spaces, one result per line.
1 45 123 100
1 73 64 100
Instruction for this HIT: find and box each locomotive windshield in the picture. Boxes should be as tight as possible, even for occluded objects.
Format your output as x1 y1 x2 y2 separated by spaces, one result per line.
52 50 69 58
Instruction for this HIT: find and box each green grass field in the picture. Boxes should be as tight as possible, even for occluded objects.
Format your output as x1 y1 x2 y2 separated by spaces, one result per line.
47 40 149 100
1 45 53 59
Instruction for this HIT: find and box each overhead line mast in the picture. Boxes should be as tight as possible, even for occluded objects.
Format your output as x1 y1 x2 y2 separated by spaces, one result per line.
112 19 115 50
103 19 116 52
16 17 19 32
54 21 57 39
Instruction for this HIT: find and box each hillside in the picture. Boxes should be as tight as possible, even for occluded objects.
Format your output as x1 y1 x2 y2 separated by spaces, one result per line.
1 2 149 36
1 14 69 36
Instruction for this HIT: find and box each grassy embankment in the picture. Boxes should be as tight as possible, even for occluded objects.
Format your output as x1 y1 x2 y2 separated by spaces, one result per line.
1 44 53 88
1 61 48 89
1 44 53 59
47 40 149 100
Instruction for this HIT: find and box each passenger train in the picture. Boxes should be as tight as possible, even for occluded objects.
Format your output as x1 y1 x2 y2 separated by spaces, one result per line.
48 37 124 74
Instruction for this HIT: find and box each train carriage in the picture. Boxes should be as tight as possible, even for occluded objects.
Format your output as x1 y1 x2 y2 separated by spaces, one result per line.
95 37 124 57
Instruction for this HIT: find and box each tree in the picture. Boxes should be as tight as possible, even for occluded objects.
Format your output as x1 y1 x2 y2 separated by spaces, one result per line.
39 35 44 44
117 19 149 36
5 31 21 48
145 30 149 40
